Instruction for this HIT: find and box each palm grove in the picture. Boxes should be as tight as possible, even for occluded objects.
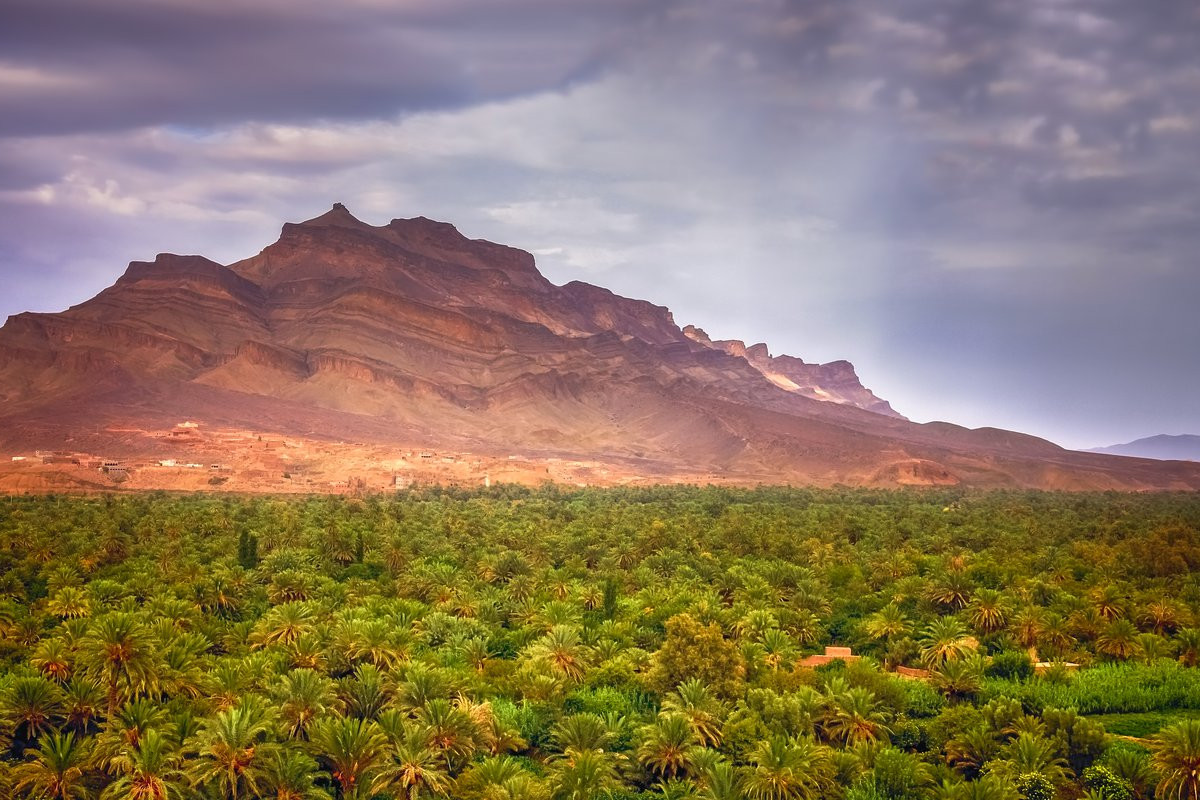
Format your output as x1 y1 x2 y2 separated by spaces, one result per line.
1 486 1200 800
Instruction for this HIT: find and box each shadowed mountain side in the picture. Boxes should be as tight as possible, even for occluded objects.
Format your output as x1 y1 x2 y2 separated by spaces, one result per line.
2 204 1199 490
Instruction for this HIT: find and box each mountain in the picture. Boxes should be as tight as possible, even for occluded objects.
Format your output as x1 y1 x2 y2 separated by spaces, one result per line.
1086 434 1200 462
2 203 1199 493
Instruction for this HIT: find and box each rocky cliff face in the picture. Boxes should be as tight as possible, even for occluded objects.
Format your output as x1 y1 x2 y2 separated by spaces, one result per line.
2 204 1199 491
681 326 902 418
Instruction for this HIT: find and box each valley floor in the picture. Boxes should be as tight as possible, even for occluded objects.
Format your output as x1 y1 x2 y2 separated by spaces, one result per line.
1 488 1199 798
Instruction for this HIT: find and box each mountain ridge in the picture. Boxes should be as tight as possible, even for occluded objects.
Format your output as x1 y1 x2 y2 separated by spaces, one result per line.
2 203 1199 492
1086 434 1200 462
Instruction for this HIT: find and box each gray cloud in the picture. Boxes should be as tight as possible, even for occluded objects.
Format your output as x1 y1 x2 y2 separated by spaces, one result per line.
1 0 1198 448
0 0 664 135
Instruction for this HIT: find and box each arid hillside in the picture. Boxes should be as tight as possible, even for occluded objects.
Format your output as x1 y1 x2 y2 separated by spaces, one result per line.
2 204 1199 493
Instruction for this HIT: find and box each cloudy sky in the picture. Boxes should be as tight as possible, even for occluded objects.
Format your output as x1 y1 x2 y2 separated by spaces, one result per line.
2 0 1198 449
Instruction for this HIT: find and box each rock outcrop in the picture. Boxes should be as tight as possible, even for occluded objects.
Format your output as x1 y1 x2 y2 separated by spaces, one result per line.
681 326 902 418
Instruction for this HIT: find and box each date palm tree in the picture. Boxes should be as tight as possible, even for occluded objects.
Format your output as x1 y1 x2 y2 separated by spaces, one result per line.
339 663 392 721
920 617 975 669
205 661 251 712
62 678 105 735
823 687 890 746
265 749 332 800
415 697 481 774
396 664 448 715
33 639 74 683
786 610 824 648
999 733 1072 784
275 668 340 739
1011 606 1047 651
740 736 833 800
11 730 90 800
958 775 1020 800
551 713 612 756
525 626 590 683
1140 599 1183 635
339 619 410 671
268 571 316 605
1068 607 1106 642
79 612 158 717
157 632 209 702
697 759 740 800
47 587 91 620
91 698 170 774
1137 633 1174 663
735 609 781 641
459 638 494 674
663 679 725 748
1175 628 1200 667
1039 613 1074 660
185 699 280 800
1092 586 1127 622
251 602 315 649
1105 746 1156 800
3 674 64 742
1153 719 1200 800
478 709 527 757
637 713 698 779
967 590 1008 636
456 755 540 800
549 747 623 800
930 573 974 611
308 715 389 800
946 727 1000 779
931 657 985 702
286 634 329 672
102 727 184 800
759 628 797 670
383 728 452 800
198 574 242 619
1098 619 1140 661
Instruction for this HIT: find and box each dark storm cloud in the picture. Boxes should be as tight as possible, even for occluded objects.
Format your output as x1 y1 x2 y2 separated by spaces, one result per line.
2 0 1199 447
0 0 663 135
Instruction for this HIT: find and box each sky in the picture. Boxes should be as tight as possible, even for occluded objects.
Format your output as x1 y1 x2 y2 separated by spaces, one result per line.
2 0 1199 450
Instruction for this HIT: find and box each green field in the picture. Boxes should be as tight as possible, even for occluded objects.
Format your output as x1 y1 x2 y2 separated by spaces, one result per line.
1087 709 1200 738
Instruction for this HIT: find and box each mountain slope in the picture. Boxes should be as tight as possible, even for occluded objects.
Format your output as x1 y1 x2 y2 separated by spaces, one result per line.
1086 434 1200 462
2 204 1198 491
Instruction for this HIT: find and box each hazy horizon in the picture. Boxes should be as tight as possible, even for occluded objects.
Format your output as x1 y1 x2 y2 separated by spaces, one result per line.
3 0 1198 450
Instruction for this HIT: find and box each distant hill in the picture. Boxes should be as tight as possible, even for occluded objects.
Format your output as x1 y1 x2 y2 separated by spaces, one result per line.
1086 434 1200 461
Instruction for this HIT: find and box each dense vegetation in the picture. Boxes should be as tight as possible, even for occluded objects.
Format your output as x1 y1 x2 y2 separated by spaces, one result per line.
1 486 1200 800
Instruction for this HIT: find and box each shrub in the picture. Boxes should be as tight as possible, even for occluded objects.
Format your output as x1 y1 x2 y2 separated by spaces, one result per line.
890 717 928 752
1042 707 1107 774
1015 772 1054 800
903 679 946 718
564 685 653 718
988 650 1034 682
869 747 928 800
1080 765 1134 800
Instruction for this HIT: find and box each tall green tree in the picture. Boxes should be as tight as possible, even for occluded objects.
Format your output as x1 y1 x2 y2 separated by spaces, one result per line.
1153 719 1200 800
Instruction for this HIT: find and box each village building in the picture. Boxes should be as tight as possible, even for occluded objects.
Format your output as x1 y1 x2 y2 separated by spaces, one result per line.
798 646 860 668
